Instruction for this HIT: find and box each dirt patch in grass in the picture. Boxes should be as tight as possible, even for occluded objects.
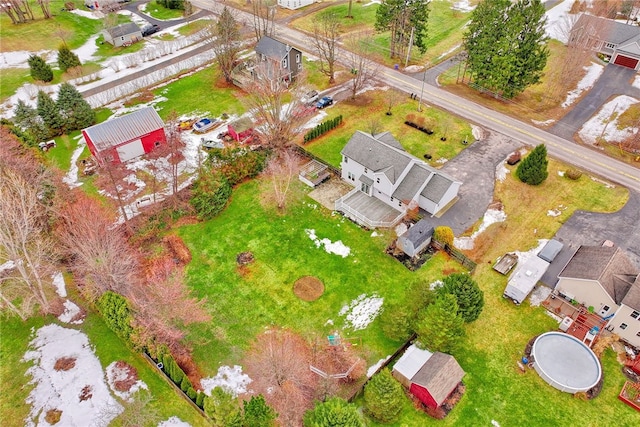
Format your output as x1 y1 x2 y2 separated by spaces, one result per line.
294 276 325 301
54 357 76 371
164 234 192 265
45 409 62 424
111 361 139 393
340 94 373 107
307 178 352 211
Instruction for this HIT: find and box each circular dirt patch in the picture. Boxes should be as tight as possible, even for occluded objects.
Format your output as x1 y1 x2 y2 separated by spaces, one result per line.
293 276 324 301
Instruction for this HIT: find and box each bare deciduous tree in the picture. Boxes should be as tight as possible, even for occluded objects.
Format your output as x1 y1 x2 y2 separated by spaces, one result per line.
244 328 318 427
208 6 241 84
345 33 379 100
37 0 51 19
262 149 301 210
251 0 277 43
56 193 138 301
95 155 132 225
115 390 160 427
310 12 341 84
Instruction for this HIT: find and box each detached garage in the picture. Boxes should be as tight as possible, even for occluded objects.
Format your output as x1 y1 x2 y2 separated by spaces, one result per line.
392 344 465 411
83 107 166 165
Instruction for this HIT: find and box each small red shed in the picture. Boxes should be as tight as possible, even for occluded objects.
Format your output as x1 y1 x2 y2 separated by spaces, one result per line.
392 344 465 410
82 107 166 165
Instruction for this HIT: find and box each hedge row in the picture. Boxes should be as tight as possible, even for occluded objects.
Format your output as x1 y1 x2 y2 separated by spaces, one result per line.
303 115 343 143
159 352 205 410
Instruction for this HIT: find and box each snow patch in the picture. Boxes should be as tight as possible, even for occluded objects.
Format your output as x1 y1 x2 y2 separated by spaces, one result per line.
58 300 83 324
305 229 351 257
451 0 475 12
578 95 639 145
371 231 380 237
22 324 123 427
491 421 501 427
52 272 67 298
454 208 507 250
404 65 424 73
532 119 556 126
70 9 101 20
363 0 381 6
496 160 510 182
367 355 391 378
529 285 552 307
200 365 252 398
562 63 604 108
105 361 148 402
545 310 563 324
158 417 192 427
62 137 87 189
634 75 640 90
429 280 444 291
545 0 575 43
339 294 384 331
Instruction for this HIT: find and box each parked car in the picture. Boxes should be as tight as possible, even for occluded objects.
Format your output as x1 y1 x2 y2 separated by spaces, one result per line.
301 90 319 105
315 96 333 109
142 24 160 37
38 140 56 151
192 117 221 133
201 137 224 149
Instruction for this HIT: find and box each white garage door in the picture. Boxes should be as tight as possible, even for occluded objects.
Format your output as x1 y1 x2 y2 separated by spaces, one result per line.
116 139 145 162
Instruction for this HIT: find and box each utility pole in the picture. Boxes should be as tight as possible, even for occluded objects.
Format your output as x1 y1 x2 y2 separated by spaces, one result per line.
404 27 415 68
417 63 427 112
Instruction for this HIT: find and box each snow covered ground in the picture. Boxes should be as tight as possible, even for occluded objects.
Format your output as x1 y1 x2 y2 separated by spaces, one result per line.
578 95 639 145
454 208 507 250
305 229 351 257
200 365 252 397
562 63 604 108
339 294 384 330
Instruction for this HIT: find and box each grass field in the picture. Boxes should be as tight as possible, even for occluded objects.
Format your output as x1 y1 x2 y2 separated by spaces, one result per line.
0 286 209 427
303 90 474 167
144 1 185 20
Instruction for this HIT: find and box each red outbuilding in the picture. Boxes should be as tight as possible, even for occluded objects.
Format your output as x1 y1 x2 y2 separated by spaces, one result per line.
392 344 465 410
82 107 166 165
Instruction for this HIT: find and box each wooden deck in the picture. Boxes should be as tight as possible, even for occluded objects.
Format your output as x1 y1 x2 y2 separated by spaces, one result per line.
336 190 404 228
542 294 607 342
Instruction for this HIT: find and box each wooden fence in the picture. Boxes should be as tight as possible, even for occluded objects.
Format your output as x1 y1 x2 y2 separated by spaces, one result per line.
431 240 477 273
292 145 341 176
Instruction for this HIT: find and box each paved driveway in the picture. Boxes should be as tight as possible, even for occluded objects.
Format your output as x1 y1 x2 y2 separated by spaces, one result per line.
550 64 640 140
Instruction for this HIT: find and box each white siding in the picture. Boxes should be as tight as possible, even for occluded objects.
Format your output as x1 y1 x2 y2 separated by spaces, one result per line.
609 305 640 348
556 278 617 314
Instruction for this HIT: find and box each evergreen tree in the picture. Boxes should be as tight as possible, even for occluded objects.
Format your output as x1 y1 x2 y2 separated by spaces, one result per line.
37 90 64 137
28 54 54 82
204 387 242 427
56 82 96 132
242 395 276 427
13 100 49 143
516 144 549 185
375 0 430 59
463 0 549 98
57 46 81 73
363 368 405 424
415 293 465 353
439 273 484 323
304 397 364 427
190 171 232 220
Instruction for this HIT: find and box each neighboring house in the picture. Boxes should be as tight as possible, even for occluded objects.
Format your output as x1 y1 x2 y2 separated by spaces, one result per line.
255 36 303 81
277 0 314 10
569 13 640 70
556 245 640 348
397 218 434 258
82 107 166 165
102 23 142 47
392 344 465 410
335 131 461 228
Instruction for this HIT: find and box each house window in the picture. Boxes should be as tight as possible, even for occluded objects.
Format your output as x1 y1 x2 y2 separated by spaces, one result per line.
602 305 610 312
344 156 348 163
282 58 288 68
296 53 301 63
631 311 640 319
376 177 380 183
398 200 402 207
637 331 640 337
391 197 394 201
360 182 370 193
605 42 616 49
347 172 355 181
364 168 368 173
154 141 161 147
620 323 628 330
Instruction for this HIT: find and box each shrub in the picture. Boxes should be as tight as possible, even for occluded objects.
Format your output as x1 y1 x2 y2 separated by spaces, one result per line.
195 391 205 408
28 54 53 82
57 46 81 73
439 273 484 323
303 115 342 143
304 397 364 427
96 291 135 344
190 171 232 220
187 387 197 400
516 144 549 185
566 168 582 180
415 294 465 353
433 226 454 247
364 368 405 423
180 375 192 393
208 147 267 185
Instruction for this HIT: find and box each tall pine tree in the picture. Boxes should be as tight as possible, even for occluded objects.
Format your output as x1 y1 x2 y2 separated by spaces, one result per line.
56 83 95 132
516 144 549 185
415 293 465 353
463 0 549 98
57 46 81 73
304 397 364 427
439 273 485 323
28 54 54 82
13 100 49 143
363 368 405 424
375 0 430 59
203 387 242 427
37 91 64 137
242 395 277 427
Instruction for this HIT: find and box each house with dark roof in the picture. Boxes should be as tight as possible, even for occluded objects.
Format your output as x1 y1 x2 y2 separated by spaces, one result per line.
82 107 166 165
392 344 465 411
556 245 640 348
569 13 640 70
255 36 303 81
397 218 434 258
102 23 142 47
335 131 461 228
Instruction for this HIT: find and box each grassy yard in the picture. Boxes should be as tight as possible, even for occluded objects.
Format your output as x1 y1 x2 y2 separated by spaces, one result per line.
0 283 208 427
176 19 210 36
143 1 185 20
178 178 466 372
0 68 30 101
303 90 474 167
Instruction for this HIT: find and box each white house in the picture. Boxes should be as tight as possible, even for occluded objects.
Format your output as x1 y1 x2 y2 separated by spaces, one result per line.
335 131 461 228
556 245 640 349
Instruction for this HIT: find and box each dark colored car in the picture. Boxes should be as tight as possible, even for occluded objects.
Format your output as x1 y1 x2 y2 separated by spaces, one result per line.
142 24 161 37
315 96 333 109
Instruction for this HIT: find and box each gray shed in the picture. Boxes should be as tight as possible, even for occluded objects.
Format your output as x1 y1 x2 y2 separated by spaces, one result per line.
538 239 564 263
397 218 434 258
102 23 142 47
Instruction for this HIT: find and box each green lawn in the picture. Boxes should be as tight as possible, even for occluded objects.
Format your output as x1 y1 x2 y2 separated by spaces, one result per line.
176 19 210 36
303 90 474 168
291 3 378 35
143 1 185 20
152 67 245 119
0 68 30 101
178 178 465 372
0 284 208 427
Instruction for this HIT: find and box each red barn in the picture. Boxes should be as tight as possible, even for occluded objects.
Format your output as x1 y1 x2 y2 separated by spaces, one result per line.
82 107 166 165
392 345 465 410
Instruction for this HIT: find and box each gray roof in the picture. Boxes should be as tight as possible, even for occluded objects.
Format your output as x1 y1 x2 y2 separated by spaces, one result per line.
421 173 454 204
359 174 373 186
621 275 640 311
393 163 431 201
342 131 412 184
105 23 141 38
402 218 434 248
411 352 465 406
573 13 640 45
559 246 639 305
255 36 298 60
393 344 433 381
83 107 164 152
538 239 564 263
373 131 404 150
